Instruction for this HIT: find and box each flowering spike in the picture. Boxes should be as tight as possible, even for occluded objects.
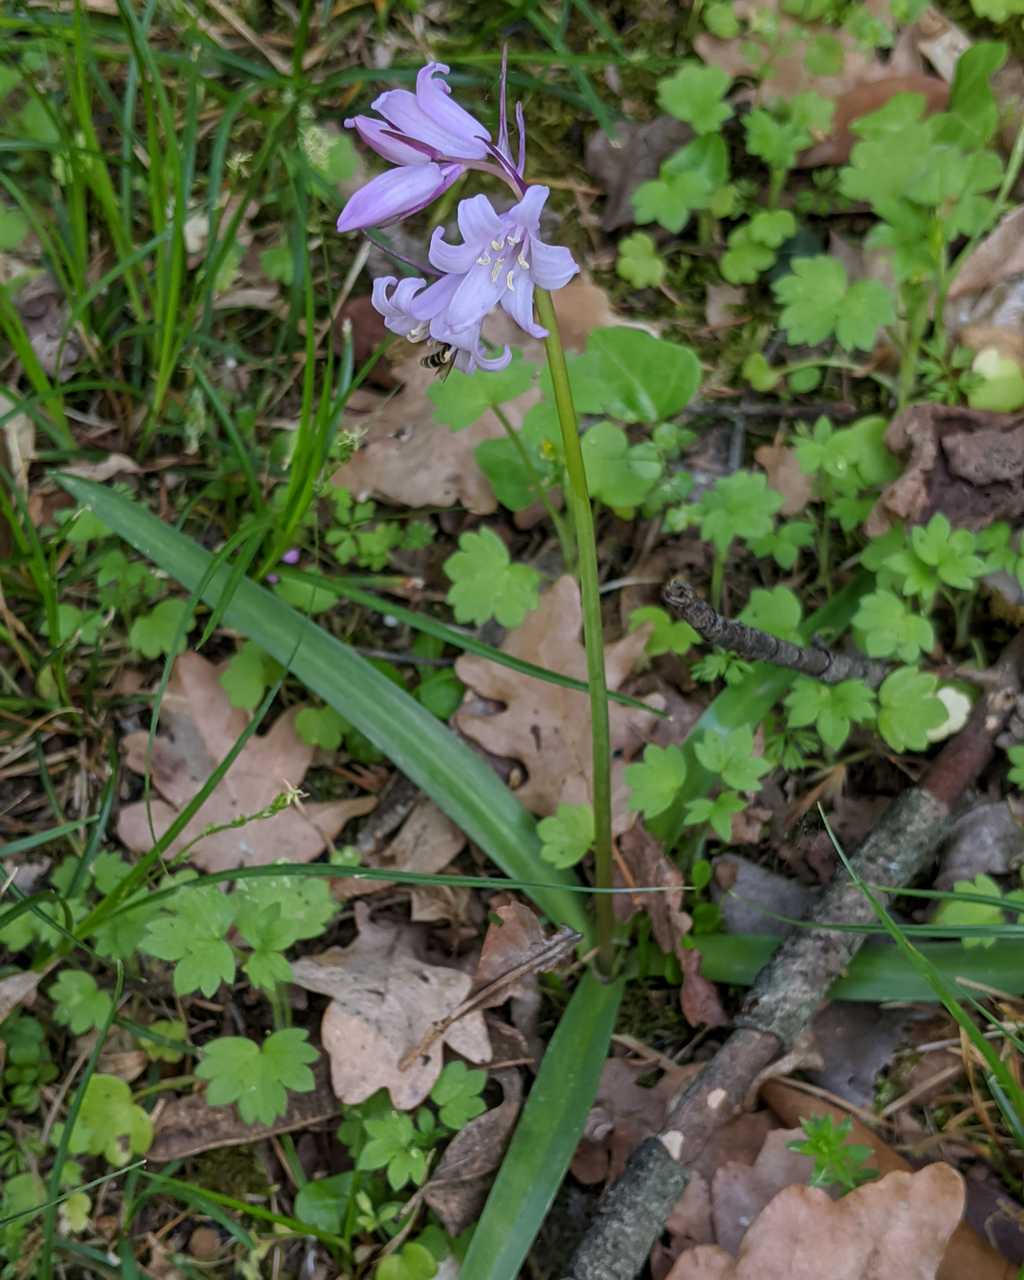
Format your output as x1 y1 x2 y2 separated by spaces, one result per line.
339 59 578 375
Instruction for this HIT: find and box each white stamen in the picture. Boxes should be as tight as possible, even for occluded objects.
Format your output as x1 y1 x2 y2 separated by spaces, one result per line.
490 260 503 283
476 253 492 266
517 250 529 269
490 237 505 252
506 270 516 290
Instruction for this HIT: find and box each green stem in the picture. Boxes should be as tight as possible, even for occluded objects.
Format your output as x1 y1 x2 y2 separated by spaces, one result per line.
534 288 614 978
897 286 930 412
492 404 575 568
710 546 727 611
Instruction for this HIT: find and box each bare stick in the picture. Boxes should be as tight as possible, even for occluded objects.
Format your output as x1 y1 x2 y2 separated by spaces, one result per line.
663 578 892 688
564 631 1024 1280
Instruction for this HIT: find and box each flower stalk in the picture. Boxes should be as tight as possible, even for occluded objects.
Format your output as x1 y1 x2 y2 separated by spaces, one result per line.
535 287 615 979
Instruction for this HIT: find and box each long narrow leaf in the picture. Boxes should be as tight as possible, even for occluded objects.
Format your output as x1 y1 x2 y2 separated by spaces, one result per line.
461 971 624 1280
55 475 589 937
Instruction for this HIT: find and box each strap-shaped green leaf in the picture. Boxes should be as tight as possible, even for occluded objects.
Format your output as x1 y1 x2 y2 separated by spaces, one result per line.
55 475 590 937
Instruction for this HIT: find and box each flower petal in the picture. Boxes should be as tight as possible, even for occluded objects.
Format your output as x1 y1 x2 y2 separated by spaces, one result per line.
509 184 548 230
528 235 579 290
345 116 430 166
336 164 451 232
445 263 507 332
372 276 430 337
457 193 504 248
500 273 546 339
373 72 489 161
414 63 491 155
407 272 460 321
428 226 481 276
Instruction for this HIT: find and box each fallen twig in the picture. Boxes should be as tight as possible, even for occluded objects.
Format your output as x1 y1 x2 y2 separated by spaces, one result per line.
663 578 892 688
565 629 1024 1280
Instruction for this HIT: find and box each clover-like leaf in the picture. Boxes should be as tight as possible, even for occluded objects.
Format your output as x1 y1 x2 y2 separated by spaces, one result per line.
444 527 541 627
657 61 733 134
625 744 687 820
616 232 666 287
877 667 947 752
196 1028 318 1126
537 803 595 868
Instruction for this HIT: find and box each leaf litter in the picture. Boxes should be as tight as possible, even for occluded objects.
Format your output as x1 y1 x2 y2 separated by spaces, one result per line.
117 651 376 871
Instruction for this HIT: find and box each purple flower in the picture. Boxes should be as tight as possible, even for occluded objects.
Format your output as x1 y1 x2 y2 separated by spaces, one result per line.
371 185 579 373
337 60 527 233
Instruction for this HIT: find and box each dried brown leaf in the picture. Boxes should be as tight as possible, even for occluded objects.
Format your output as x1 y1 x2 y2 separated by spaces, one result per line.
797 75 947 168
615 822 691 956
455 576 663 827
15 275 83 382
666 1164 965 1280
585 117 694 231
334 798 464 901
695 0 919 104
754 440 813 516
290 905 491 1109
422 1027 526 1234
117 652 376 871
148 1059 338 1161
867 404 1024 534
761 1079 1017 1280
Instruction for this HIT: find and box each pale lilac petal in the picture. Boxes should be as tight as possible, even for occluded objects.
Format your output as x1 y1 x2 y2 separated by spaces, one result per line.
510 184 548 230
456 194 504 248
372 276 430 336
428 226 481 275
407 272 460 320
337 164 449 232
345 116 430 166
467 342 512 372
528 236 579 290
500 274 546 338
374 82 489 160
415 63 491 154
445 264 507 332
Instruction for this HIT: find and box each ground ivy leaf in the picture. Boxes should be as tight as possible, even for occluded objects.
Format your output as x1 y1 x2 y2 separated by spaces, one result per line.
853 589 934 662
128 598 195 659
537 803 595 868
582 421 663 509
694 727 771 792
196 1028 318 1126
628 606 698 656
567 328 701 423
617 231 666 287
625 744 687 819
933 873 1004 949
683 790 746 841
738 585 802 640
657 61 733 133
877 667 947 752
444 527 541 627
49 971 112 1035
428 355 534 429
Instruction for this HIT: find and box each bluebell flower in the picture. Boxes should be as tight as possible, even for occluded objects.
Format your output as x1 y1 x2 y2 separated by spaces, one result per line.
370 186 579 373
337 61 527 233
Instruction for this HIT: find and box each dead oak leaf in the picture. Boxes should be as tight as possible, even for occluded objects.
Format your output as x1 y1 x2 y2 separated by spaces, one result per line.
455 576 663 828
290 904 491 1110
667 1164 965 1280
334 797 465 902
117 652 375 872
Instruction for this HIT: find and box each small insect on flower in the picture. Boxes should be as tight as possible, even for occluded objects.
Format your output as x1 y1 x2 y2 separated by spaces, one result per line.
420 341 457 380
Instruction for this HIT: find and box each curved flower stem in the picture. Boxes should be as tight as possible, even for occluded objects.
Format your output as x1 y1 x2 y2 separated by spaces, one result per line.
535 287 615 979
